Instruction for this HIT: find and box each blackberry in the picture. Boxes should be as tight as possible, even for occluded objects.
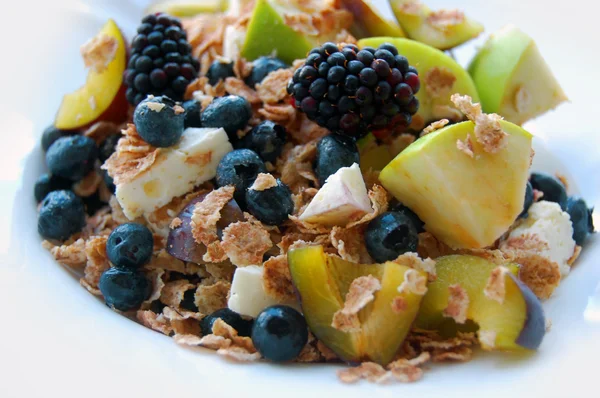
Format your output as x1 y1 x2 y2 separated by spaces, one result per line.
289 42 420 138
125 13 199 105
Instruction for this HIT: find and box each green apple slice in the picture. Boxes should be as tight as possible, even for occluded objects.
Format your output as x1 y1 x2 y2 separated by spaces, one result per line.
341 0 406 39
379 120 532 249
358 37 479 128
146 0 228 17
468 25 568 125
388 0 483 50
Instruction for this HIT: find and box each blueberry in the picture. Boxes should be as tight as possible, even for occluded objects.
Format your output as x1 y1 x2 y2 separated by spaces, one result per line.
34 173 72 203
365 211 419 263
519 181 534 218
38 190 86 241
200 308 253 337
245 56 288 87
529 172 568 210
314 134 360 186
46 136 98 181
246 178 294 226
99 267 151 311
133 96 185 147
206 60 235 85
252 305 308 362
182 99 202 128
106 223 154 269
566 197 595 245
216 149 267 205
201 95 252 140
99 134 121 163
241 121 286 163
102 169 116 193
391 203 424 233
41 125 75 152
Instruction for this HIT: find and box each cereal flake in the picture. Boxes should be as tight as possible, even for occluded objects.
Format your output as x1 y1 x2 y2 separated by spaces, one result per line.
397 269 428 295
442 284 469 324
249 173 278 191
190 186 235 245
80 33 118 73
221 221 272 266
484 266 509 304
421 119 449 136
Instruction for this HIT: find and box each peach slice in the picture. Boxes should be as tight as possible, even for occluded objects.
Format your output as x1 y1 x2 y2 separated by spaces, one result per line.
416 255 546 350
55 19 128 130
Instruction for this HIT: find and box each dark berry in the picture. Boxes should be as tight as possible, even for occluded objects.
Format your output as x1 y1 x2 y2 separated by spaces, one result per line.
246 56 288 87
357 50 374 66
365 211 419 262
38 190 85 241
135 55 153 73
339 113 360 136
99 267 151 311
46 136 98 181
387 68 403 86
182 99 202 128
149 69 168 89
102 169 116 194
406 96 419 115
34 173 72 203
241 120 287 163
381 102 399 117
293 83 309 100
41 125 75 152
394 83 413 105
394 55 409 73
246 178 294 225
318 62 330 77
99 134 121 163
201 308 253 337
327 52 346 66
338 96 356 113
404 72 420 94
360 105 376 122
216 149 267 205
201 95 252 140
374 49 395 66
171 76 189 93
378 43 399 56
359 68 378 87
301 97 318 115
133 96 184 147
309 78 328 99
319 100 336 117
252 305 308 362
306 53 324 67
566 197 595 245
348 60 364 75
529 172 568 210
374 81 392 102
327 85 341 102
206 60 234 85
408 66 418 75
341 48 357 61
391 203 424 233
327 66 346 83
315 134 359 185
322 42 339 55
300 66 319 83
107 223 154 269
519 181 534 218
355 86 373 106
134 73 151 92
344 75 360 94
372 59 391 77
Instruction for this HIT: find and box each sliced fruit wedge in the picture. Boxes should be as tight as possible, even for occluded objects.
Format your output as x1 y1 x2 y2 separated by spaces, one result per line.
379 120 532 249
416 255 545 350
341 0 406 39
288 244 427 365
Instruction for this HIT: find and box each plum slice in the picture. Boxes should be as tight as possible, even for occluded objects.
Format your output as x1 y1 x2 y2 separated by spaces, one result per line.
166 193 243 263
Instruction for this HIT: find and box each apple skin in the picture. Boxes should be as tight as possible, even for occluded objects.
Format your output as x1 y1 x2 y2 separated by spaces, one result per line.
358 37 479 127
468 25 568 125
512 274 546 350
388 0 483 50
341 0 406 39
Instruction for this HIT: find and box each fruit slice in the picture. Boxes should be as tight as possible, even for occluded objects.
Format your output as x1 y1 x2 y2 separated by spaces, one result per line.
358 37 479 128
417 255 545 350
55 19 128 130
341 0 406 39
241 0 352 64
299 163 371 227
357 133 394 172
146 0 228 17
379 120 532 249
388 0 483 50
288 245 427 365
468 25 568 125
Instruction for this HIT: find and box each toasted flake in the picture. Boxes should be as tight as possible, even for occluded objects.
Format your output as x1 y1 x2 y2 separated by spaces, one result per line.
502 233 549 252
50 238 87 268
174 334 203 346
286 114 329 144
568 245 582 266
417 232 454 259
217 346 261 361
137 310 173 335
443 284 469 323
256 68 294 104
391 296 408 313
204 262 236 281
199 334 231 350
431 346 473 362
170 217 182 229
387 362 424 383
451 94 508 153
160 280 195 308
393 252 437 280
512 252 561 299
484 266 509 304
194 280 230 315
203 241 228 263
337 362 390 384
146 249 204 275
341 275 382 314
249 173 278 191
331 312 361 333
141 269 165 309
258 103 297 124
83 121 119 144
424 67 456 98
224 77 261 104
80 33 118 73
190 186 235 245
330 226 372 264
221 221 272 266
398 269 428 295
346 185 389 229
432 104 464 122
278 142 317 193
317 340 339 361
478 330 497 350
262 255 295 301
456 136 474 158
82 236 110 289
421 119 449 136
73 171 102 197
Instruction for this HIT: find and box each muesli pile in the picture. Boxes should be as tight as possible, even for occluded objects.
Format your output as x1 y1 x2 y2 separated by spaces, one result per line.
35 0 595 384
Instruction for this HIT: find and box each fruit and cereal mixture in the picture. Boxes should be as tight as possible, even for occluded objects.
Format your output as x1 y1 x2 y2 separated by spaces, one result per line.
35 0 594 384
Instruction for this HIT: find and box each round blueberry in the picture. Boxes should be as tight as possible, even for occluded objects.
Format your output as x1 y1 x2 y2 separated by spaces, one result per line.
201 308 253 337
246 178 294 226
246 56 288 87
519 181 534 218
216 149 267 205
315 134 360 186
46 135 98 181
38 190 86 241
99 134 121 163
529 172 568 210
182 99 202 128
106 223 154 269
99 268 151 311
365 211 419 263
41 125 75 151
34 173 72 203
391 203 424 233
241 121 287 163
133 96 185 147
206 60 235 85
252 305 308 362
566 197 595 245
201 95 252 140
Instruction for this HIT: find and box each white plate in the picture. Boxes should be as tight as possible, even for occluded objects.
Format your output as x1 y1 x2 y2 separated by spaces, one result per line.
1 1 599 397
